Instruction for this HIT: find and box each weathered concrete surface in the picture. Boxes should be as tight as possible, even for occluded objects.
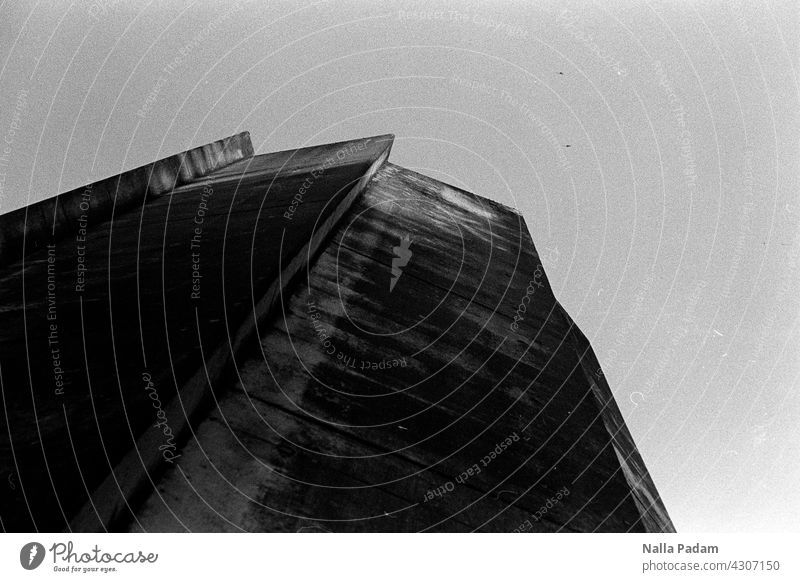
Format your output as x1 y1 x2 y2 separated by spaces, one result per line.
0 132 253 266
129 163 675 532
559 311 675 533
0 134 393 532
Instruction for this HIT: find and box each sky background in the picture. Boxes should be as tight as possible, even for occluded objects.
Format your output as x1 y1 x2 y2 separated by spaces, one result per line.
1 0 798 532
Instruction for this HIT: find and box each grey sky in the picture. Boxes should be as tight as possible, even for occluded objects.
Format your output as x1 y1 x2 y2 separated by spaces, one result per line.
1 0 798 532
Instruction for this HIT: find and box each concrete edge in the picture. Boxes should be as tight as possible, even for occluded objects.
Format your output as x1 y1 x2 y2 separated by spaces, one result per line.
68 135 394 532
0 132 254 267
555 302 677 533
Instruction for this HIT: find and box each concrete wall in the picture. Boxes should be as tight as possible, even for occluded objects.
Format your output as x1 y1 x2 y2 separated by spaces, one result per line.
0 131 253 266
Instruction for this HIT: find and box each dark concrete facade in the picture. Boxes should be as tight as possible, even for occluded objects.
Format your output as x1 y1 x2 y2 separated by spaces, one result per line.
0 133 673 532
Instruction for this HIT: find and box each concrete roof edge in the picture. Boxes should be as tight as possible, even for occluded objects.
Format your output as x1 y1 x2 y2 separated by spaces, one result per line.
0 131 254 266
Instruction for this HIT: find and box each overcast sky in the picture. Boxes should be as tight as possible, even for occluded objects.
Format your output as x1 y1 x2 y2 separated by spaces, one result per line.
1 0 798 532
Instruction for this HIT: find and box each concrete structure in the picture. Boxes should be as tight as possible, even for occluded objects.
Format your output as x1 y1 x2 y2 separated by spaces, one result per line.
0 132 674 532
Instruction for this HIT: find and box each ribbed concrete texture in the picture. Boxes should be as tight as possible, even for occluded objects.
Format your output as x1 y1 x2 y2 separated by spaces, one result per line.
0 133 673 533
